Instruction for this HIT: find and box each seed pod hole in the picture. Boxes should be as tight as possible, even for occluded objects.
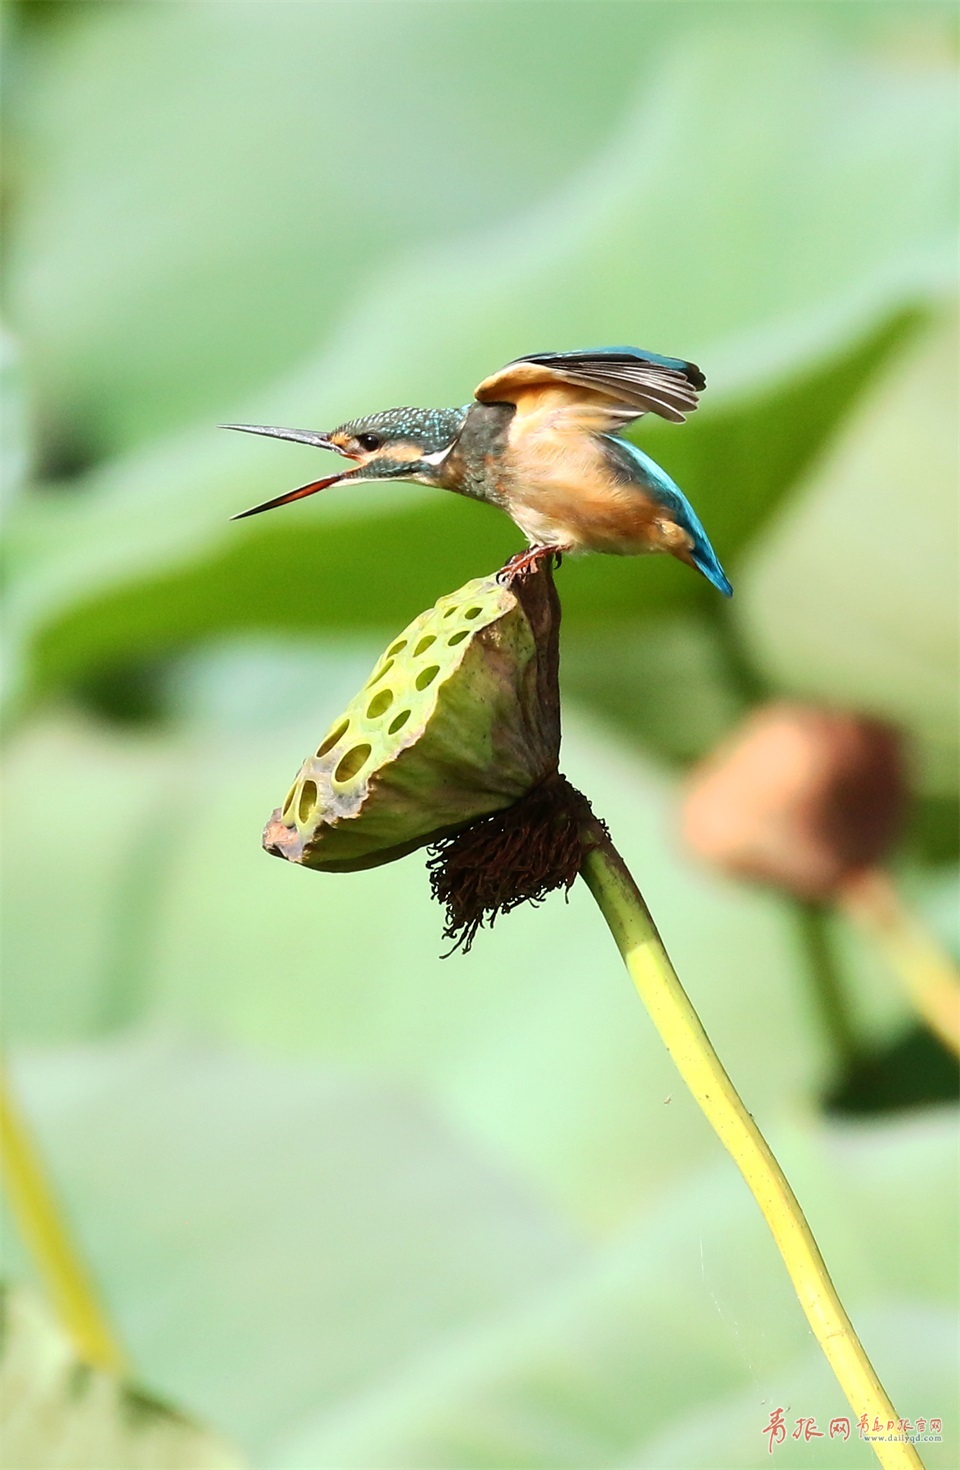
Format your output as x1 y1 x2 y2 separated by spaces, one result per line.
414 635 437 656
447 630 469 646
316 719 350 757
366 688 394 719
415 664 441 691
442 606 458 620
463 606 483 620
282 784 298 816
298 780 318 823
388 709 411 734
365 658 395 690
387 639 408 656
335 744 372 783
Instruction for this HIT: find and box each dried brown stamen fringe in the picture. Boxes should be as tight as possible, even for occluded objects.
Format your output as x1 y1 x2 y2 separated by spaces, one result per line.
426 774 604 955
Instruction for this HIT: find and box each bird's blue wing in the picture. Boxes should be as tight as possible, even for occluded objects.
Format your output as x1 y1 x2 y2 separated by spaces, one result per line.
475 347 704 425
528 346 705 392
607 436 733 597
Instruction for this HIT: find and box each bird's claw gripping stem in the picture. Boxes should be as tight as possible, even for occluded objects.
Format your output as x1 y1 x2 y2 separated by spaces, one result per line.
498 546 564 584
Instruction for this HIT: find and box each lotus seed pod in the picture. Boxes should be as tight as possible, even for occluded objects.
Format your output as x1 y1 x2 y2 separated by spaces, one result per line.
263 563 561 872
680 702 907 901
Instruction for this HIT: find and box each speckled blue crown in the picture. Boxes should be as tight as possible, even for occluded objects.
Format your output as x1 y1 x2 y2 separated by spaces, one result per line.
334 406 466 452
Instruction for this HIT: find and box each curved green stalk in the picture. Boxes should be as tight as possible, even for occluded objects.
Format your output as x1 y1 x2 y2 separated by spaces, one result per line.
0 1064 127 1374
580 822 920 1470
839 868 960 1059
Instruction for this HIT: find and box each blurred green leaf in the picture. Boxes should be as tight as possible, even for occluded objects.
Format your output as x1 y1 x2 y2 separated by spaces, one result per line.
0 716 186 1038
0 1287 244 1470
6 31 956 708
11 6 946 462
0 328 29 511
905 796 960 868
5 1043 956 1468
5 1 653 458
269 1108 959 1468
3 1039 586 1456
561 612 750 766
741 313 960 785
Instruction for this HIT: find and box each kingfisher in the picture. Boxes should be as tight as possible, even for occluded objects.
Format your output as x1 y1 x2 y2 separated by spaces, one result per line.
225 347 732 595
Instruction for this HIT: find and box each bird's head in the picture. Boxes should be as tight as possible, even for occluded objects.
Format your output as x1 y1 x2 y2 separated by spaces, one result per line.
225 407 465 519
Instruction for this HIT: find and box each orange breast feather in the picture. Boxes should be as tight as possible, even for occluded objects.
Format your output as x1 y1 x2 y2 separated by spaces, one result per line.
505 410 660 554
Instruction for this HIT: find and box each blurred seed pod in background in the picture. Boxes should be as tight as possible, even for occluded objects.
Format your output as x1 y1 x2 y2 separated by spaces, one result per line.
680 702 908 902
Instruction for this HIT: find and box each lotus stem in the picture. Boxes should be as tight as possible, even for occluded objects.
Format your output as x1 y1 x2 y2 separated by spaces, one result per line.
0 1063 127 1373
579 820 920 1470
838 867 960 1058
794 900 864 1071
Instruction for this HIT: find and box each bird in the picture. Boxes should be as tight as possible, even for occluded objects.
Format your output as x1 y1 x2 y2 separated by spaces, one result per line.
224 347 732 596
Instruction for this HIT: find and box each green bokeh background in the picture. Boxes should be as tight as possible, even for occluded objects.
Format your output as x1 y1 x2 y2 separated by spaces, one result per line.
1 2 957 1466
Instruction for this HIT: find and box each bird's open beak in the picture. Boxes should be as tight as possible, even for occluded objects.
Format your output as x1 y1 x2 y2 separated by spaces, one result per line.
223 421 358 520
230 467 364 520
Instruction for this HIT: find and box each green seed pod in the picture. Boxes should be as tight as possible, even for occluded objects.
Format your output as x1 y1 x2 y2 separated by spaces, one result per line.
263 564 561 873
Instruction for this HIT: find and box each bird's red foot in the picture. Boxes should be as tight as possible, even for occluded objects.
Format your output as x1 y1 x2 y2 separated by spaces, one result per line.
497 546 564 584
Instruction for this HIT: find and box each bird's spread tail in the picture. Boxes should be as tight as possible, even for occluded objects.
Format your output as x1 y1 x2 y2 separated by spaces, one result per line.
604 436 733 597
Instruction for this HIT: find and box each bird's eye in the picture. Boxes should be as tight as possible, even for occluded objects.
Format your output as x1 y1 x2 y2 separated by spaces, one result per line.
357 433 381 452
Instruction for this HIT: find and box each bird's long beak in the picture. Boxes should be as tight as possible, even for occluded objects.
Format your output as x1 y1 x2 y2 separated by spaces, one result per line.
223 421 357 519
221 423 339 452
230 467 362 520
